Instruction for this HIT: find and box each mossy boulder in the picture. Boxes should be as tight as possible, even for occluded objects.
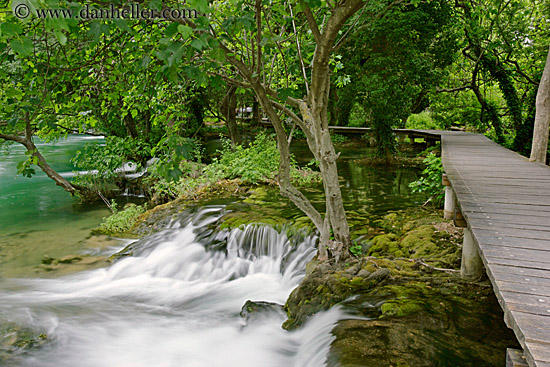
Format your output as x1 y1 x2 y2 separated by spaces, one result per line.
284 207 464 331
327 281 520 367
283 260 390 330
367 220 461 271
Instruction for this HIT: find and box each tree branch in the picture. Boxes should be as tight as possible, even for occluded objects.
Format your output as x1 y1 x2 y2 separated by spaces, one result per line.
301 2 322 44
0 132 26 145
436 85 472 93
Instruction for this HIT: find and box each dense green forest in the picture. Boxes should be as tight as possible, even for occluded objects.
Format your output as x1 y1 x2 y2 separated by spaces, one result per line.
1 0 549 256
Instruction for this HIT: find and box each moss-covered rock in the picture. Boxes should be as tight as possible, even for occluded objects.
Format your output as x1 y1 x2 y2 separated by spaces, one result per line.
0 321 47 365
239 300 285 327
284 207 465 331
283 260 390 330
327 281 520 367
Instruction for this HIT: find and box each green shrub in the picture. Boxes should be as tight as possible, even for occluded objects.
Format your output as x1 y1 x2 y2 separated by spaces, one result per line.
205 133 281 183
408 153 444 206
99 203 145 234
72 136 152 179
147 133 321 201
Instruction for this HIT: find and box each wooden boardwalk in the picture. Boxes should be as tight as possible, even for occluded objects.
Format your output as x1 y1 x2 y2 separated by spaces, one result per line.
440 132 550 367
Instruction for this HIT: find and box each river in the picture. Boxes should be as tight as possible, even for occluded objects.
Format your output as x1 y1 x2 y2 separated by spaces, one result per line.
0 135 515 366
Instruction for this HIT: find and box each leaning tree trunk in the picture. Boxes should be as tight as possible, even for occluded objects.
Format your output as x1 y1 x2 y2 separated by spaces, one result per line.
530 46 550 164
0 115 80 195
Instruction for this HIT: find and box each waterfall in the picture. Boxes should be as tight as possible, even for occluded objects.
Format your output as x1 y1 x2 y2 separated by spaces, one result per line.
0 206 344 367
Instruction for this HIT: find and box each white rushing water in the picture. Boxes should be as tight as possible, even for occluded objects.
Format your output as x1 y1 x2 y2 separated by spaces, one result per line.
0 206 344 367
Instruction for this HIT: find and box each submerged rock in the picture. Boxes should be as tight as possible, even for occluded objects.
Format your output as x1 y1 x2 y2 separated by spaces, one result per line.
36 254 109 274
239 300 285 327
0 321 47 365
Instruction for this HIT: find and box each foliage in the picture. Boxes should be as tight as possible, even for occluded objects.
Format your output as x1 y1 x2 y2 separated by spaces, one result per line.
337 0 459 156
150 136 202 181
406 111 444 131
349 241 364 257
99 203 145 234
147 133 321 201
408 153 444 206
331 134 350 144
205 133 280 183
73 137 151 178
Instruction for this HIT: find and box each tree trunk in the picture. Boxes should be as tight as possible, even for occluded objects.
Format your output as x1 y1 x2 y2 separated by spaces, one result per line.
252 100 260 125
123 114 139 139
530 46 550 164
144 110 151 140
221 84 241 147
218 0 364 260
0 116 80 195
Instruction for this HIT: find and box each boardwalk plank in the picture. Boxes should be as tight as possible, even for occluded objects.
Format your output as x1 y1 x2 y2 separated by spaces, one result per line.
469 225 550 241
460 203 550 217
525 343 550 363
481 245 550 263
494 272 550 287
484 255 550 271
490 264 550 280
468 219 550 232
441 133 550 367
465 213 550 228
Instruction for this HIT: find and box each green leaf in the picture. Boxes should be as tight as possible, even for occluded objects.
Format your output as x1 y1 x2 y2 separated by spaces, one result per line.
148 0 163 11
139 55 152 69
155 50 167 61
190 38 205 51
188 0 209 14
88 21 109 42
5 87 23 100
165 22 179 38
1 22 23 37
10 37 33 57
113 19 133 34
177 25 193 39
7 117 19 127
54 30 67 45
209 47 225 62
277 88 294 102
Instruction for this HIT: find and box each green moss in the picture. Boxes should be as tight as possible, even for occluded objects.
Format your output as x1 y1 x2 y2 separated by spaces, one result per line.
380 300 423 317
401 225 437 257
1 321 48 365
367 233 399 256
95 204 145 236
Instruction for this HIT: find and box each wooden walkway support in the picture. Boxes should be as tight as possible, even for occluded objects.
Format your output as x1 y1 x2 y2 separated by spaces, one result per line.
440 132 550 367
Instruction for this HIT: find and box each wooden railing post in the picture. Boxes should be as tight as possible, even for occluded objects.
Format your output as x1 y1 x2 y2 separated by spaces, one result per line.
442 174 455 220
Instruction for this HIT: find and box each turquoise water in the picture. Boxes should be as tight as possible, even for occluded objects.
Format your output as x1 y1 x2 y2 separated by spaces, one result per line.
0 135 111 277
0 137 425 278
